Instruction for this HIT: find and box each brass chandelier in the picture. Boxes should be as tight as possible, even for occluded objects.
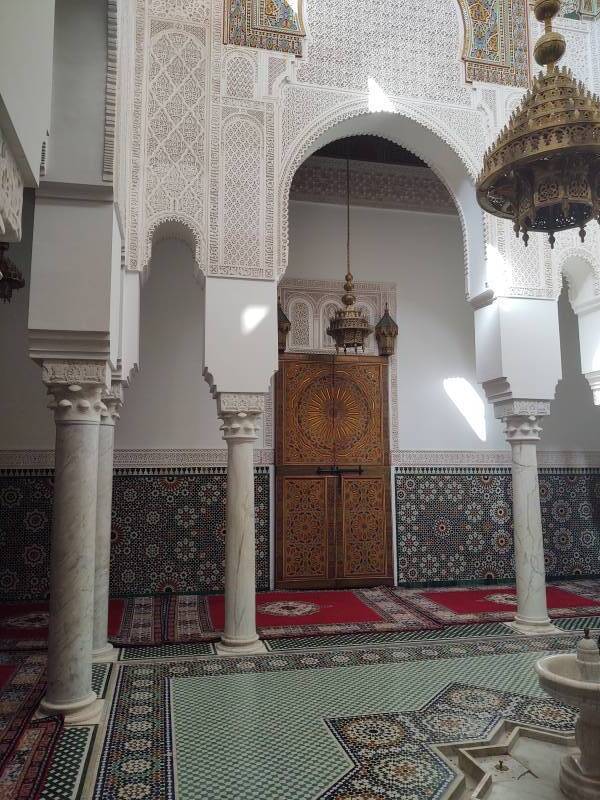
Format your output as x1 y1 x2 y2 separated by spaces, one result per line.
476 0 600 248
327 158 373 353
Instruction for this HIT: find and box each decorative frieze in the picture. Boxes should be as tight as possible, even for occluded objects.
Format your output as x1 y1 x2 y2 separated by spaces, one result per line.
4 448 600 470
290 158 456 215
223 0 305 56
0 127 24 242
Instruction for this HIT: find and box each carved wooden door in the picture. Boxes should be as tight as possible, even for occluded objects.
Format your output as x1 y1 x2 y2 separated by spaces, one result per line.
275 353 392 588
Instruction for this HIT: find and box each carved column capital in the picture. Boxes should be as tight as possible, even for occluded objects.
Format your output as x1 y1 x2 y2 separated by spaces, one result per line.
100 382 124 426
216 393 264 442
42 360 111 424
585 371 600 406
503 414 544 444
493 398 552 421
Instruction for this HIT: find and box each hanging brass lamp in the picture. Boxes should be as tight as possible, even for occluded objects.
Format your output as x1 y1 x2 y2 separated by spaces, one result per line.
476 0 600 248
277 295 291 353
327 159 373 353
0 243 25 303
375 303 398 356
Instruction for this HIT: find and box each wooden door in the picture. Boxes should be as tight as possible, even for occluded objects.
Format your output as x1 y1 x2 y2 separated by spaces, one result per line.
275 353 392 588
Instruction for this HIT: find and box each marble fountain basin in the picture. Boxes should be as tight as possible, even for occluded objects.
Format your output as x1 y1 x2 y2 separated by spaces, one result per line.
536 654 600 799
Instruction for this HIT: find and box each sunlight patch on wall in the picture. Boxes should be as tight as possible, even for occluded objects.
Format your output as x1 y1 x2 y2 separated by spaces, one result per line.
443 377 487 441
241 305 269 335
367 78 395 113
485 244 509 295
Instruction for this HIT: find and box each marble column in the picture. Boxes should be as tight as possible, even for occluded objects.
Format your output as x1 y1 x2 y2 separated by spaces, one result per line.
215 393 264 655
503 411 557 634
92 384 122 660
39 360 109 724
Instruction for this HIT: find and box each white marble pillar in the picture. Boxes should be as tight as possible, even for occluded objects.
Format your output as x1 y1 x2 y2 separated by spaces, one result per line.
39 360 110 724
503 412 557 634
215 393 265 655
92 384 122 660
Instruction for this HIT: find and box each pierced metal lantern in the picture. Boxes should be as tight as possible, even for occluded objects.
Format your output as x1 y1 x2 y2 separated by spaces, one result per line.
375 303 398 356
326 158 373 353
0 243 25 303
277 296 291 353
476 0 600 248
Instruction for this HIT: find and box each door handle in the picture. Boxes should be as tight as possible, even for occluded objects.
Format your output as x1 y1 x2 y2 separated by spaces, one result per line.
316 466 363 476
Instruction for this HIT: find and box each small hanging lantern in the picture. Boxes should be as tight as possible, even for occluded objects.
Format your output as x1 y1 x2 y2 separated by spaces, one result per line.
476 0 600 248
0 243 25 303
375 303 398 356
326 158 373 353
277 296 291 353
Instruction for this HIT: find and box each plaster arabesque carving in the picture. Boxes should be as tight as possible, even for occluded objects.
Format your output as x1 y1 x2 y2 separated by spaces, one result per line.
0 128 24 242
122 0 600 303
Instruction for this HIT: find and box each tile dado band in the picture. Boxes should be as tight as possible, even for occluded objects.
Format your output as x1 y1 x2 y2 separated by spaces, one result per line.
1 456 600 600
0 466 271 601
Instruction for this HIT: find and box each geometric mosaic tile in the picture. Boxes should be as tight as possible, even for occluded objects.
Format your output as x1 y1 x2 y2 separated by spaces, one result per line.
170 649 577 800
39 727 96 800
323 682 576 799
554 614 600 631
265 622 514 651
91 662 112 698
94 635 580 800
119 641 215 661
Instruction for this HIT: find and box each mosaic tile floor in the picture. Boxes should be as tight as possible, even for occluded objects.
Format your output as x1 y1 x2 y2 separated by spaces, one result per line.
94 633 579 800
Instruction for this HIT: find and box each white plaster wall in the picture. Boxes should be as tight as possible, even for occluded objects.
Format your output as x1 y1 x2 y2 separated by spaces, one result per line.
286 200 600 452
0 203 597 455
0 193 54 449
0 1 54 184
542 285 600 451
115 240 224 451
45 0 107 185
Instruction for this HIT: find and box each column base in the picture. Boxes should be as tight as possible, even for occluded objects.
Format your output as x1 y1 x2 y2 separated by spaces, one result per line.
92 642 118 662
560 754 600 800
215 637 266 656
506 616 559 635
38 691 104 726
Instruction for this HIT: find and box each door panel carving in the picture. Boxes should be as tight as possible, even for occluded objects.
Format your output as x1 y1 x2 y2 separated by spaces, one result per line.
276 353 392 588
340 476 389 578
279 476 331 580
333 362 386 465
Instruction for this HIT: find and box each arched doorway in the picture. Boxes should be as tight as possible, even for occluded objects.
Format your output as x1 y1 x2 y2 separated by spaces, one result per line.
275 132 485 588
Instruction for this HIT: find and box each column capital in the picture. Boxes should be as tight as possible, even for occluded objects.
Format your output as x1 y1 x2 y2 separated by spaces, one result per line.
503 414 544 443
216 393 264 442
42 360 111 424
493 398 551 421
100 382 124 426
585 370 600 406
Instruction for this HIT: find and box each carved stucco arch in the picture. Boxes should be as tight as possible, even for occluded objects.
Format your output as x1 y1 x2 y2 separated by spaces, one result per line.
278 106 487 298
557 249 600 307
144 216 205 281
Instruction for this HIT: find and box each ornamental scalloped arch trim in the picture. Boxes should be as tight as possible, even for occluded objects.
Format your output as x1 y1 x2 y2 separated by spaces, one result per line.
558 249 600 307
278 104 486 300
144 215 206 281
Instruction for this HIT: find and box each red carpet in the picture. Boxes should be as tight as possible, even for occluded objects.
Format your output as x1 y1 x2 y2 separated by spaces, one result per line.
165 587 438 642
208 590 384 628
0 717 62 800
0 599 125 650
0 653 47 771
401 581 600 624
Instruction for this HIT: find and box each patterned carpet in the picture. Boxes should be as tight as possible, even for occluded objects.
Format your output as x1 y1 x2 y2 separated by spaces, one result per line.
399 579 600 624
166 587 438 642
0 652 47 767
0 717 63 799
0 659 110 800
2 580 599 652
0 600 125 651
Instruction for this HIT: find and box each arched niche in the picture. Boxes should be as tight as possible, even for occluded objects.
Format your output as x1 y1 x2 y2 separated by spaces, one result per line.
279 110 486 299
